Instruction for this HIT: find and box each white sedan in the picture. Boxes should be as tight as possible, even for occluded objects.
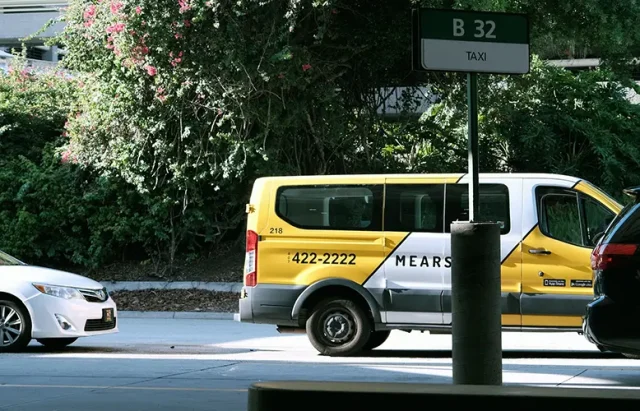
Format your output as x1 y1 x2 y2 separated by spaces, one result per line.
0 250 118 352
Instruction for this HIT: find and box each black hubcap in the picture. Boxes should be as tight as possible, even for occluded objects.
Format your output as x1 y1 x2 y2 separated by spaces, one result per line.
321 310 355 345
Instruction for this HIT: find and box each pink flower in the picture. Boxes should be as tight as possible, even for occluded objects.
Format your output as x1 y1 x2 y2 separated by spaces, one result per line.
83 5 97 20
178 0 191 13
106 22 126 33
302 63 312 71
133 44 149 57
135 5 142 14
170 51 184 67
174 33 183 39
110 1 123 14
145 65 157 76
184 19 191 27
156 87 167 102
61 149 77 164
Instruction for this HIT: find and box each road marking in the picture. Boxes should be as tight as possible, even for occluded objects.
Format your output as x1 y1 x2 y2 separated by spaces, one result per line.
0 384 246 392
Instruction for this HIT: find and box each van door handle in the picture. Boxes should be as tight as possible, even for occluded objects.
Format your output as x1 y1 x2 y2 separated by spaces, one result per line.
380 238 396 248
529 248 551 255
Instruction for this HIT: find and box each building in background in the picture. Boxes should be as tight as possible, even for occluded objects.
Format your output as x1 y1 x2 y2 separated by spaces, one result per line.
0 0 66 72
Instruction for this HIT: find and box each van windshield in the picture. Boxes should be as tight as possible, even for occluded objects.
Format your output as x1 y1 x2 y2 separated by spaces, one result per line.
583 180 623 209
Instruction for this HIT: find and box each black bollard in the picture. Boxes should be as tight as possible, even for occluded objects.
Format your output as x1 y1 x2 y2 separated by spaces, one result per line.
450 221 502 385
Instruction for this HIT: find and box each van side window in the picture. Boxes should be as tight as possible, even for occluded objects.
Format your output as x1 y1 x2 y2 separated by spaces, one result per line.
537 186 616 247
538 190 583 245
384 184 445 232
444 183 511 234
275 185 383 231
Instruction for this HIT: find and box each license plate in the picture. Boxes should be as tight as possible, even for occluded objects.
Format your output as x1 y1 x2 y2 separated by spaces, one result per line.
103 308 114 323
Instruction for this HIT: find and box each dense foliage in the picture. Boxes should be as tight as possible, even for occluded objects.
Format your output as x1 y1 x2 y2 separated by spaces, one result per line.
1 0 639 273
0 57 179 269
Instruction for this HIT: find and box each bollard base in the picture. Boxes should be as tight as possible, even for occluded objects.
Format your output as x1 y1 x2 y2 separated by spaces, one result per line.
450 221 502 385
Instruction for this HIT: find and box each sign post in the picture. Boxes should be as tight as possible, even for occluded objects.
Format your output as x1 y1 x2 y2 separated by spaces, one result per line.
413 8 530 386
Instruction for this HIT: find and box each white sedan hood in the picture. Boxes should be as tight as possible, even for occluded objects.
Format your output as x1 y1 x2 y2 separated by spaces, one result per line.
1 265 105 290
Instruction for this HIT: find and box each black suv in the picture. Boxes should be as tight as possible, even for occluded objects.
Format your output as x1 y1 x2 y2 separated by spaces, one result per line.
583 186 640 358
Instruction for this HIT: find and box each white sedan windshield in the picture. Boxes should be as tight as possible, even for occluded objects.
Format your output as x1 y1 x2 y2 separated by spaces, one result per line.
0 251 25 266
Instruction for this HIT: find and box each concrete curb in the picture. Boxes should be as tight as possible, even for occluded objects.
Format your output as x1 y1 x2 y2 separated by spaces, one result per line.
118 311 239 320
102 281 243 293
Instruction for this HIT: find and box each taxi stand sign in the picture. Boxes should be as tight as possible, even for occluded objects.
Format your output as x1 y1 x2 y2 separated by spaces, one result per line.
412 8 530 387
415 8 530 74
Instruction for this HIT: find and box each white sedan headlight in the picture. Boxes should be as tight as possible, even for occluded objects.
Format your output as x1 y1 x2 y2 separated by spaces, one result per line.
33 283 84 300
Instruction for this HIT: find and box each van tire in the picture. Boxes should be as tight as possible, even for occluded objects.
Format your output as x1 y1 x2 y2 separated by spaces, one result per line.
306 298 371 356
363 330 391 350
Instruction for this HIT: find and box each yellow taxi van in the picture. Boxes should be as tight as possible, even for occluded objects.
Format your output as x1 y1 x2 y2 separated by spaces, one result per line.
237 173 622 356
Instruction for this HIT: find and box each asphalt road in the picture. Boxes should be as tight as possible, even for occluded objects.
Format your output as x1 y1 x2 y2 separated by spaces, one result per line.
2 317 640 410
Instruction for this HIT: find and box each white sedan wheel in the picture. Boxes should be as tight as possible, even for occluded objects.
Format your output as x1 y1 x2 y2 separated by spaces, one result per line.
0 301 31 352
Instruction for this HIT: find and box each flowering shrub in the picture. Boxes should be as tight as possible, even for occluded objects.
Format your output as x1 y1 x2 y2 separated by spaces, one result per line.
58 0 394 262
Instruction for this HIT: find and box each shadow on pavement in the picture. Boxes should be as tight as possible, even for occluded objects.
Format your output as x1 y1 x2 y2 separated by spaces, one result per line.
355 349 623 359
17 344 280 355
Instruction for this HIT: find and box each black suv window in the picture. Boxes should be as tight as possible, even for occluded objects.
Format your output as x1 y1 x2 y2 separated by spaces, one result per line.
603 203 640 244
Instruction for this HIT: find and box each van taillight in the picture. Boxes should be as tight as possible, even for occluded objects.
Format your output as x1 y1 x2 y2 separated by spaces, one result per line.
591 243 637 270
244 230 258 287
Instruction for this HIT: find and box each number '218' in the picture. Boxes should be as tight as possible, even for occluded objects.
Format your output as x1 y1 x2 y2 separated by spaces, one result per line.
291 252 356 265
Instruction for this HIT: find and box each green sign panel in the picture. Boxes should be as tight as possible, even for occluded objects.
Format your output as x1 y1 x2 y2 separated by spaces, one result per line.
414 8 530 74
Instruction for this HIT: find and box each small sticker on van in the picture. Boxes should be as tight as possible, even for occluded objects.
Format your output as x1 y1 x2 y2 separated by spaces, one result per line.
543 279 566 287
570 279 593 288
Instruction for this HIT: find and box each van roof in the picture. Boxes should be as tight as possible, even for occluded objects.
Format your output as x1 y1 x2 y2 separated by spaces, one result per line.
255 172 581 183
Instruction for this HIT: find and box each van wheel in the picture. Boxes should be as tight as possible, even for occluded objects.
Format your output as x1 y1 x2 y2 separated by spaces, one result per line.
363 330 391 351
306 298 371 356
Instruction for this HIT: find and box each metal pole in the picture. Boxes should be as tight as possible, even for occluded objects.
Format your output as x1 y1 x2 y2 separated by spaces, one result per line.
467 72 479 222
450 72 503 386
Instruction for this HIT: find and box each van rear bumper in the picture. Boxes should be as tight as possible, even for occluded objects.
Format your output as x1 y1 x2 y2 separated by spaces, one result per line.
238 284 306 326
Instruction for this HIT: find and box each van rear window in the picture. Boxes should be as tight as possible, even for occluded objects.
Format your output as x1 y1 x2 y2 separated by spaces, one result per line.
276 185 383 231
